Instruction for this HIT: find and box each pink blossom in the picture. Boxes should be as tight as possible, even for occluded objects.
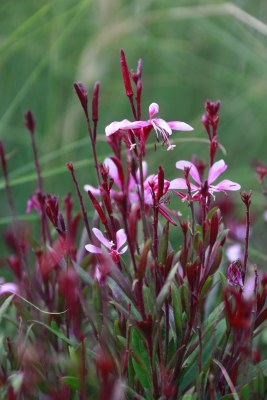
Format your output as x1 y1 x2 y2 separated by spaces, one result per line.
26 193 42 215
105 119 132 137
105 103 193 151
0 283 19 296
226 244 243 262
170 159 241 200
85 228 128 263
84 157 146 203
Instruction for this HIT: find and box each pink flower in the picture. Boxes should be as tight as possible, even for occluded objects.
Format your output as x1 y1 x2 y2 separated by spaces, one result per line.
85 228 128 263
105 103 193 150
0 283 19 296
170 159 241 200
226 244 243 262
26 193 42 215
105 119 132 137
84 157 146 203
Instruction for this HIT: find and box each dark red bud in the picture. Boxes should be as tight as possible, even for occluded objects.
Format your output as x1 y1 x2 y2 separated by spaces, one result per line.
240 190 252 207
7 255 22 279
87 190 107 225
24 110 35 135
66 162 73 171
92 81 100 122
120 49 133 97
137 58 143 78
157 166 164 201
74 81 88 118
186 260 200 292
0 140 7 173
210 210 219 248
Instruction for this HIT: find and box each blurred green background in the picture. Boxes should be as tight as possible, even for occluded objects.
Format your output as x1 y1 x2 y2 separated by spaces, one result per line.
1 0 267 252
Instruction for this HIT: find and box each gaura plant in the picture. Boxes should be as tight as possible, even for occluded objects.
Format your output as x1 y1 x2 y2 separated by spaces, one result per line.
0 49 267 400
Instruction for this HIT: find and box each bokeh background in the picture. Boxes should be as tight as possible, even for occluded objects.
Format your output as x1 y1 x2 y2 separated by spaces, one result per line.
1 0 267 260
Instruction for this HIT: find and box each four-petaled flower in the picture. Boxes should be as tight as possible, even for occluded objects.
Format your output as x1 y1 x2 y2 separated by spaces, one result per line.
105 103 193 151
170 159 241 200
85 228 128 263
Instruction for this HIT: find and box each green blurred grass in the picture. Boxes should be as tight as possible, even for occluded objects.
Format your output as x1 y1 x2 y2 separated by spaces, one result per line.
1 0 267 252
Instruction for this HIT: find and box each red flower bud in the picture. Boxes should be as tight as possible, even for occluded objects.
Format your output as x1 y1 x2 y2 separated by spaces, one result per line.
73 81 88 119
92 81 100 122
24 110 35 135
120 49 133 97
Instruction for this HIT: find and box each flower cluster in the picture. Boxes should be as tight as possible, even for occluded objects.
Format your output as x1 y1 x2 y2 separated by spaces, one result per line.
0 50 266 400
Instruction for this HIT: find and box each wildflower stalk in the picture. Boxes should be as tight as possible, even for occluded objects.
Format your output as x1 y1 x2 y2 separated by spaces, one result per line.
184 166 195 245
122 214 137 273
80 337 87 400
240 191 252 283
120 49 137 120
74 81 101 185
0 141 17 220
92 81 100 142
67 162 93 242
24 111 43 192
138 153 149 242
164 300 170 364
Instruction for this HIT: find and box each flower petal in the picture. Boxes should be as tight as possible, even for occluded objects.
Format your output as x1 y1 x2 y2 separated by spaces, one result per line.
0 283 19 296
169 178 187 190
208 160 227 184
153 118 172 136
136 161 147 182
84 184 100 196
132 161 147 188
149 103 159 119
92 228 111 248
124 120 152 130
226 244 243 262
116 229 127 250
119 245 128 255
169 178 199 191
175 161 201 185
85 244 102 254
168 121 194 131
210 179 241 192
105 119 131 136
103 158 122 190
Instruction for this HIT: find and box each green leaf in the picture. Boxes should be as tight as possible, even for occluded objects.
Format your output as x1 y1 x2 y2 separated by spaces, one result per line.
199 275 213 302
61 376 79 390
31 320 77 347
206 207 219 220
181 394 197 400
156 262 179 310
209 245 223 275
0 295 14 325
92 279 103 333
130 327 153 395
137 240 151 280
73 260 93 285
180 284 190 320
219 271 228 289
109 300 141 322
172 284 183 343
143 285 155 316
8 373 23 393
